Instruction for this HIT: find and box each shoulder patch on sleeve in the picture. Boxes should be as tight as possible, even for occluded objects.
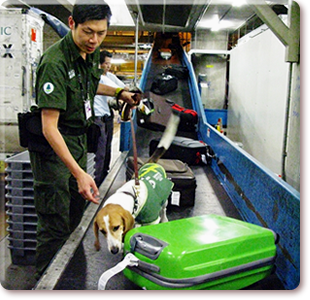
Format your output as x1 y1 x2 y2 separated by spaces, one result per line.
43 82 54 94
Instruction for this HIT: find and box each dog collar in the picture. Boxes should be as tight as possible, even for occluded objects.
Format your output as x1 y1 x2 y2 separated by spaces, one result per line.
121 189 139 215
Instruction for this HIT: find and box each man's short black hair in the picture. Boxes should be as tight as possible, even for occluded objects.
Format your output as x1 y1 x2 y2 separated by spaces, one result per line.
100 50 112 64
72 0 112 27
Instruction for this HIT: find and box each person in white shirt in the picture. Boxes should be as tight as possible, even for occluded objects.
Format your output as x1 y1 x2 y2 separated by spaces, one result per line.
94 50 128 186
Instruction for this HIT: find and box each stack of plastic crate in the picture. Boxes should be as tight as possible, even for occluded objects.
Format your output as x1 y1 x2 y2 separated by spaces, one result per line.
5 151 95 265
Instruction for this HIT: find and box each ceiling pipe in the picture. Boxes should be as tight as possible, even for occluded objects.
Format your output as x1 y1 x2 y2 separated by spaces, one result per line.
162 0 166 33
133 11 139 86
187 49 230 63
281 62 293 181
193 0 212 31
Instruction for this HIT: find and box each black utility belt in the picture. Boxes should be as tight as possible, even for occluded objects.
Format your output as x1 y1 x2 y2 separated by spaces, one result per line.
95 115 113 122
59 126 87 136
17 111 98 154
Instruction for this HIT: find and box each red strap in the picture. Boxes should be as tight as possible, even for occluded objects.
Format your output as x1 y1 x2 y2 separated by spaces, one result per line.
172 103 197 117
171 103 184 112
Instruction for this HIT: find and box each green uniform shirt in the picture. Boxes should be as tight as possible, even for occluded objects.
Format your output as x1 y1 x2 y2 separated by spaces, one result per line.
35 31 101 130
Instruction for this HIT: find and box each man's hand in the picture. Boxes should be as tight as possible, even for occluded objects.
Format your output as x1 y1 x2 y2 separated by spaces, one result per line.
119 90 140 107
41 109 100 205
97 84 140 107
76 171 100 205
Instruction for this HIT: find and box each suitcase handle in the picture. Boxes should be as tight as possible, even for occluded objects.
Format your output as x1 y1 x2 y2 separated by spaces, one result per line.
137 260 160 273
130 233 168 260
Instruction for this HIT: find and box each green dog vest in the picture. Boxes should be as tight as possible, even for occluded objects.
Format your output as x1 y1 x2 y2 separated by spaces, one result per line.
134 163 174 224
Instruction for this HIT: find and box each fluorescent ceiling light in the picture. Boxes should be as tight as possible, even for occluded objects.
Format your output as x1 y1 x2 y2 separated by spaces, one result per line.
111 58 126 64
211 20 234 31
198 14 220 29
211 25 220 32
68 0 135 26
232 0 247 7
105 0 134 27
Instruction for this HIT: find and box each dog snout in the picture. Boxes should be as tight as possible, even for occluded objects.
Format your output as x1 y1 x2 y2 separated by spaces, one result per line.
111 246 119 255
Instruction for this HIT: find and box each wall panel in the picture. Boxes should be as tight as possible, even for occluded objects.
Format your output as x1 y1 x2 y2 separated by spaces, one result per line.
228 25 289 175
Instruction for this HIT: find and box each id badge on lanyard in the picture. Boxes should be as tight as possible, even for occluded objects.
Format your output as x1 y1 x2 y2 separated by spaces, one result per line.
84 76 92 120
76 63 92 120
84 99 92 120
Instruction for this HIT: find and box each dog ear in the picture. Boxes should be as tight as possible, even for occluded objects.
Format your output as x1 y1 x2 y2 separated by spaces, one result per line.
121 209 135 235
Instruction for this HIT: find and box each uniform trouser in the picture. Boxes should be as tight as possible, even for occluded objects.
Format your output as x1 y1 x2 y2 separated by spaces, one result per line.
94 115 114 187
29 134 87 279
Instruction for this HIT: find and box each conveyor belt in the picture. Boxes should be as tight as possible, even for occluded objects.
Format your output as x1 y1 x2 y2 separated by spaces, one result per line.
51 161 283 290
52 163 240 290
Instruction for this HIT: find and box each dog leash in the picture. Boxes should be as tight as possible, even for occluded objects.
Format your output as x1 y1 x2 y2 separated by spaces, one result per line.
130 107 140 187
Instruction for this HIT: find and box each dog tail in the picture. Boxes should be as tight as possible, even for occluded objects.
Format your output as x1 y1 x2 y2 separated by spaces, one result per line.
147 110 180 163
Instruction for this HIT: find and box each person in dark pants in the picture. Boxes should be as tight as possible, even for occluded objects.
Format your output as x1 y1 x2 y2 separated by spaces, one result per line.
94 50 128 187
29 1 138 280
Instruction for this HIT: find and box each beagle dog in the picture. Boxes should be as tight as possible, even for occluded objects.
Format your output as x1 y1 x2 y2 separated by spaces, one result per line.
93 163 172 254
93 110 180 255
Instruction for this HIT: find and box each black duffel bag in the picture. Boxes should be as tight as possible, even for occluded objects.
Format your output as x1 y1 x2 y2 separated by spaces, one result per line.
164 64 189 79
150 73 178 95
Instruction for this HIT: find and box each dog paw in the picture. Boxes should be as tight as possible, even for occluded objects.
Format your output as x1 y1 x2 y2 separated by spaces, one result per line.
94 242 101 251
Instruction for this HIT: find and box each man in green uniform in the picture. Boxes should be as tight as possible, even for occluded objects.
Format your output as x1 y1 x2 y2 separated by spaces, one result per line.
29 1 138 279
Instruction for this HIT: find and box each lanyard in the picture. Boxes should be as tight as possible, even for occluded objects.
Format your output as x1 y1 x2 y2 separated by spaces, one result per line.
74 60 91 102
74 59 93 120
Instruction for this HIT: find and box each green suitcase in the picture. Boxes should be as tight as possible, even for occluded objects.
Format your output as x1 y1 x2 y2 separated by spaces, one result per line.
123 214 277 290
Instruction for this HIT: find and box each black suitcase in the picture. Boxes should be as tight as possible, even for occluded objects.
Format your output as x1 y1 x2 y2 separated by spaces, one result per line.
136 92 198 133
136 92 174 132
164 64 189 79
150 136 208 165
126 157 196 207
169 102 198 132
150 73 178 95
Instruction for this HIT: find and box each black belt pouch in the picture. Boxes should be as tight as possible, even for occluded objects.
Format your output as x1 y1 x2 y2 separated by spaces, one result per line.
18 111 54 155
87 122 101 153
